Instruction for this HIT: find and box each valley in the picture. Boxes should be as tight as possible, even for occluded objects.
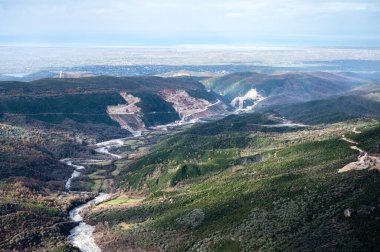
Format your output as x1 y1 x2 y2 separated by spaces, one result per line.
0 0 380 252
1 0 380 250
1 71 380 251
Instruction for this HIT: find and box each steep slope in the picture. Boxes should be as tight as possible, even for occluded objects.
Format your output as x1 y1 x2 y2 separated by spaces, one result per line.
88 114 380 251
0 124 82 185
159 89 230 122
0 123 88 251
0 76 230 139
203 72 365 110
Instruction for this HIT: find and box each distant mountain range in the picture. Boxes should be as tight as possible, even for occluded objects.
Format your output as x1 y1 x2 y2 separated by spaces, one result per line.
1 72 380 139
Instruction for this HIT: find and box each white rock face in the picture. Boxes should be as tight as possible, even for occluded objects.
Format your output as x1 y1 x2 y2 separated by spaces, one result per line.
107 92 146 134
107 90 230 133
159 89 229 122
231 88 266 111
107 92 142 115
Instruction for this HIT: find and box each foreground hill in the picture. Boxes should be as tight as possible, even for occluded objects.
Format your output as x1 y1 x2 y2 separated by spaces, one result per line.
0 123 89 251
202 72 365 110
88 113 380 251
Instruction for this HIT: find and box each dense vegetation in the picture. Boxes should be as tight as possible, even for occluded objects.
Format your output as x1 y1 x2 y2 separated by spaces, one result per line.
0 76 222 139
0 76 207 95
0 93 124 125
0 75 225 251
132 92 180 126
202 72 362 107
1 75 379 251
0 123 89 251
119 113 299 190
265 95 380 125
0 124 84 182
89 113 380 251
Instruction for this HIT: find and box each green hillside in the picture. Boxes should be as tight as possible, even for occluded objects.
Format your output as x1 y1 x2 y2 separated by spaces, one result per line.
0 76 207 95
0 93 124 125
89 113 380 251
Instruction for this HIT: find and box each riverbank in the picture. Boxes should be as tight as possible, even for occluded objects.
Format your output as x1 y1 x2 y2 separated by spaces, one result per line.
61 127 182 251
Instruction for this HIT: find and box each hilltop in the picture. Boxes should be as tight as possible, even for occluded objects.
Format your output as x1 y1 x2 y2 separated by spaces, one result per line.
202 71 366 110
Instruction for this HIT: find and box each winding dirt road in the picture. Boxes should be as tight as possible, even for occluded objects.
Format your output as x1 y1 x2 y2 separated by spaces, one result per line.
338 128 380 173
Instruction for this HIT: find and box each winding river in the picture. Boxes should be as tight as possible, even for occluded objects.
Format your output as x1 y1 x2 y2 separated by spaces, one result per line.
68 193 110 252
60 115 309 251
61 137 127 252
59 116 196 251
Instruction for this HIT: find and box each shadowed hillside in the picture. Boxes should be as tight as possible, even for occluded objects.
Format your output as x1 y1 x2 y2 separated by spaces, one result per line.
203 72 366 109
0 76 229 140
263 85 380 125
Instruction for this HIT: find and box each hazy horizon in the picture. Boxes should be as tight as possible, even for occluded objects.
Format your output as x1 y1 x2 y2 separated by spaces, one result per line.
1 0 379 47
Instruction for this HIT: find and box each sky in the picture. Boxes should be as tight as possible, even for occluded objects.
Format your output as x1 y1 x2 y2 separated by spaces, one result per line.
0 0 379 47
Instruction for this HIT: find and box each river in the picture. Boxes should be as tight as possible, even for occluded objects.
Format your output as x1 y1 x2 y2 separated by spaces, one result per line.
62 137 128 252
61 114 308 251
67 193 111 252
61 129 171 251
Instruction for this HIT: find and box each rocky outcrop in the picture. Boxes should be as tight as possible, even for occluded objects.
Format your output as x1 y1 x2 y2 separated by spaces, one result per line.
338 133 380 173
231 88 266 111
159 89 229 122
107 93 146 135
344 208 355 217
108 90 230 134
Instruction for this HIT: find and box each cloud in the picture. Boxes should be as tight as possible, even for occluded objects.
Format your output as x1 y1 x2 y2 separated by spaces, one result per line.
0 0 379 46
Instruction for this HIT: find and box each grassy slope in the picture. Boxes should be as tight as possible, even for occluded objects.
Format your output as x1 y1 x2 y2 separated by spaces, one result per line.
89 114 380 251
119 113 297 190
